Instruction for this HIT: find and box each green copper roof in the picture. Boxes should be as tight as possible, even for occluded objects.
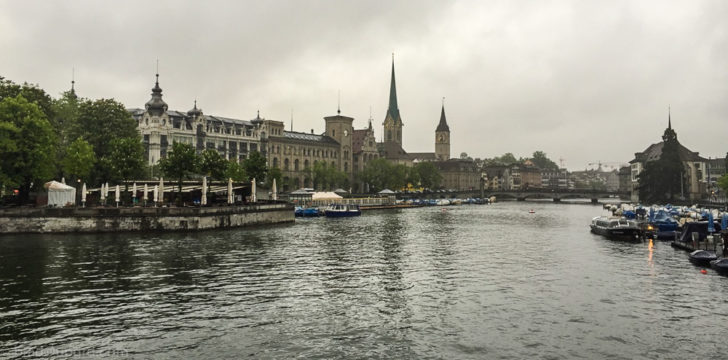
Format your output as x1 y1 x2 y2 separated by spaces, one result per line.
387 60 401 122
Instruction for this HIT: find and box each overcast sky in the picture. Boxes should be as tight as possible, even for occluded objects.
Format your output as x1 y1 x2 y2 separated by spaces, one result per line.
1 0 726 170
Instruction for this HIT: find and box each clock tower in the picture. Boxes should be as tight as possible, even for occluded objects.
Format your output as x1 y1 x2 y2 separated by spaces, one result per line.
435 103 450 161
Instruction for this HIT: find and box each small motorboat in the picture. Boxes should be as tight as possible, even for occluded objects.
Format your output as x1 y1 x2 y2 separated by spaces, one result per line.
688 250 718 266
590 216 642 241
324 204 361 217
528 209 535 214
294 207 322 217
710 259 728 274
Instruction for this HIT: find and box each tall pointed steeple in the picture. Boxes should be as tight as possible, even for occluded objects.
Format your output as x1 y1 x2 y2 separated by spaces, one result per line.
382 54 404 146
387 56 400 122
662 106 677 142
69 68 77 99
436 100 449 132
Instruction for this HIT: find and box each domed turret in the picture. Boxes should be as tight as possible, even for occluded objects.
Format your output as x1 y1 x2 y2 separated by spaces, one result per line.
187 100 202 117
145 73 168 117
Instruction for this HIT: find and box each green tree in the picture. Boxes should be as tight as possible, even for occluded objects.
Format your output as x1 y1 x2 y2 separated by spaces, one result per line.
243 151 267 183
530 151 559 170
75 98 139 183
0 77 55 123
107 137 145 190
199 149 227 180
159 142 199 198
0 95 57 203
717 174 728 195
414 162 442 189
266 167 282 188
224 160 247 182
62 137 96 183
493 152 519 165
52 90 81 176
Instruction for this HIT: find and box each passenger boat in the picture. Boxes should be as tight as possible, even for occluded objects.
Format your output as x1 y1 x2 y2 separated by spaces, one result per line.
590 216 642 240
324 204 361 217
688 250 718 266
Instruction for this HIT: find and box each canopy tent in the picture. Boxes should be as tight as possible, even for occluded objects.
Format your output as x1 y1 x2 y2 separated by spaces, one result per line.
333 188 348 194
312 192 343 200
44 180 76 207
378 189 395 194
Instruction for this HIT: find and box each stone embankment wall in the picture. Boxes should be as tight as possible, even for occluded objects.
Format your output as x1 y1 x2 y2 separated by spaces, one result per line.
0 203 294 234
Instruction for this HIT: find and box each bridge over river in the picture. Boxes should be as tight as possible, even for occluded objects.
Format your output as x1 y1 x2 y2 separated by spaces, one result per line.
397 189 629 203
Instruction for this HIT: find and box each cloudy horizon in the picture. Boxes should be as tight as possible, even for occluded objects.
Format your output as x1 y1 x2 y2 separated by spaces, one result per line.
1 0 726 170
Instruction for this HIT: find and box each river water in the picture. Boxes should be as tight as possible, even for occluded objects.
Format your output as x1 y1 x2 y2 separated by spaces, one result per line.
1 202 726 359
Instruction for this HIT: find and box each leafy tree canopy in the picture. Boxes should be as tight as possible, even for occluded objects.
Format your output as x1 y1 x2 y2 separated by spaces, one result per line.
0 95 57 203
107 137 145 189
62 137 96 183
159 142 199 195
243 151 268 183
199 149 228 181
530 151 559 170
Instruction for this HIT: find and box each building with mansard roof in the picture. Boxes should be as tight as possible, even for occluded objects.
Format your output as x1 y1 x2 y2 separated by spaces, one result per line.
131 73 375 192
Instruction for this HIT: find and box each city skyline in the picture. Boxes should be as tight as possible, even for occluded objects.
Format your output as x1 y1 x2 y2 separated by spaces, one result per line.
1 0 726 170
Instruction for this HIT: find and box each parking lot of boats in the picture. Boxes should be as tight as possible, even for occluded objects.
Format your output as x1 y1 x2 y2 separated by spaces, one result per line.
591 203 728 276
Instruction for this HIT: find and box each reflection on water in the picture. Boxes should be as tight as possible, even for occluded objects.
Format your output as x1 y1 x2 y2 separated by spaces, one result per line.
1 203 727 358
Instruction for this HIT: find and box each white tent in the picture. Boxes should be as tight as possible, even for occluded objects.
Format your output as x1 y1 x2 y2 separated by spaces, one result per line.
312 192 343 200
378 189 395 194
44 180 76 207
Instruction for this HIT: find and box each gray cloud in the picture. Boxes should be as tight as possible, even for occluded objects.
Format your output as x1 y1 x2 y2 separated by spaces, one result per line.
1 0 726 169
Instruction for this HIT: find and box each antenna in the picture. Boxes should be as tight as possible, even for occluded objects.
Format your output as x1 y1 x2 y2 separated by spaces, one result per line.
442 96 445 106
290 109 293 131
71 67 75 90
337 90 341 114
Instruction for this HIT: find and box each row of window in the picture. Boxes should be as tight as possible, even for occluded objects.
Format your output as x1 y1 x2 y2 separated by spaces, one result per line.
272 158 349 172
271 145 339 158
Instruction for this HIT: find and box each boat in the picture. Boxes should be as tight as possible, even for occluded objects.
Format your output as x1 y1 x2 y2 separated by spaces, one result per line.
645 209 680 240
324 204 361 217
688 250 718 266
590 216 642 240
710 258 728 274
294 206 323 217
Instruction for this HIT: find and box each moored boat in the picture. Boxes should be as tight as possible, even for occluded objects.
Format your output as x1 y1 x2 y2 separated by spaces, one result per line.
590 216 642 240
324 204 361 217
710 258 728 274
688 250 718 266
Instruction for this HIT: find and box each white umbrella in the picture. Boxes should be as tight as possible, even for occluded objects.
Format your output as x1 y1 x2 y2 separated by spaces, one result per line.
201 177 207 206
153 185 159 204
100 183 106 202
81 183 87 206
61 177 66 184
115 185 120 206
104 182 109 200
132 182 137 200
251 178 256 203
158 177 164 205
272 178 277 201
228 178 233 204
143 183 148 202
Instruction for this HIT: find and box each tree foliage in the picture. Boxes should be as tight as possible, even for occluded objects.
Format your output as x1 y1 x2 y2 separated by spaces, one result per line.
159 142 199 195
530 151 559 170
413 162 443 189
243 151 267 183
75 98 139 183
359 158 413 192
107 137 145 189
225 160 247 182
199 149 227 181
266 167 282 188
62 137 96 183
0 95 57 203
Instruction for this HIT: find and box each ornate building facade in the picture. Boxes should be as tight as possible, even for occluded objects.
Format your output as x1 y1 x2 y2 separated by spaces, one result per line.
132 73 375 192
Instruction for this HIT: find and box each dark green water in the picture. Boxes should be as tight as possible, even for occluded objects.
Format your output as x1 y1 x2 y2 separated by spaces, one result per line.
1 202 726 359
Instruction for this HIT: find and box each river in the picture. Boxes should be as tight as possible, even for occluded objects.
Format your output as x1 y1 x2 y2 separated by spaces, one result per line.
1 202 726 359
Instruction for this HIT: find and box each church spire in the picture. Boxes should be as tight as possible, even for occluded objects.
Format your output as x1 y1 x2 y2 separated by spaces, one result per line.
387 54 400 122
662 106 677 143
668 105 672 130
436 98 450 132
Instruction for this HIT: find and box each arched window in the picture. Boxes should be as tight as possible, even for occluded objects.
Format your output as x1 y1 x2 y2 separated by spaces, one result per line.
284 158 290 171
304 159 309 169
387 130 392 141
344 162 348 172
294 159 299 171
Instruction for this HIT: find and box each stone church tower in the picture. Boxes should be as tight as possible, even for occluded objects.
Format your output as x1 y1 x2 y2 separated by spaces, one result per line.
138 73 171 164
382 57 403 146
435 103 450 161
